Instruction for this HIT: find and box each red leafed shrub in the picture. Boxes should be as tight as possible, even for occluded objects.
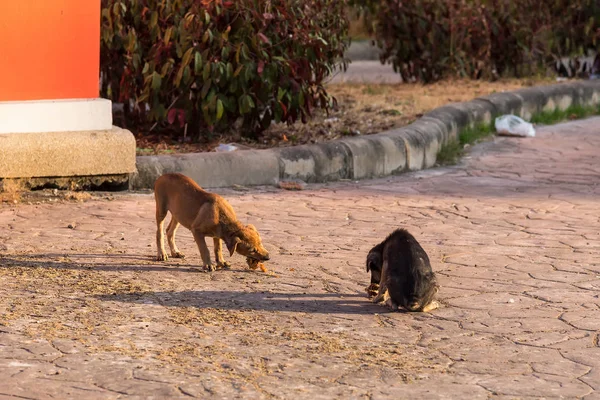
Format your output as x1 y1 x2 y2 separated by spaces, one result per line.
100 0 350 137
352 0 600 82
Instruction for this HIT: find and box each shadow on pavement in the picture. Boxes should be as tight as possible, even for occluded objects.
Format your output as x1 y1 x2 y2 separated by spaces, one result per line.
0 254 398 315
0 253 223 273
94 290 400 315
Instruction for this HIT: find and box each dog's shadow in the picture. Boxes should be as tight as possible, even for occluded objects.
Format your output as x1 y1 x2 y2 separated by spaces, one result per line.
0 254 400 315
0 253 230 273
94 290 399 315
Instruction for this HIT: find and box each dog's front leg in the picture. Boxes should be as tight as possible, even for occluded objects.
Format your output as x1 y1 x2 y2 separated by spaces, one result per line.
372 260 389 304
192 230 215 271
213 238 231 269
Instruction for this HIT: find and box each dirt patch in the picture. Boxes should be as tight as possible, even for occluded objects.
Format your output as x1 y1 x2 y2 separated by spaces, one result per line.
135 78 553 156
0 187 124 206
0 254 446 375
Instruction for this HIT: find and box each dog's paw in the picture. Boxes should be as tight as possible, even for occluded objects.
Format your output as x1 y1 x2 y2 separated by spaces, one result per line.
422 300 440 313
372 289 389 304
157 253 169 261
171 251 185 259
385 298 399 311
217 261 231 269
203 264 216 272
365 283 379 298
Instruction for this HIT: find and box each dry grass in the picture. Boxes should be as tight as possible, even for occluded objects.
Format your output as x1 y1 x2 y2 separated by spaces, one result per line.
0 256 449 376
0 187 97 206
0 179 24 203
168 306 264 327
136 77 554 155
348 12 373 41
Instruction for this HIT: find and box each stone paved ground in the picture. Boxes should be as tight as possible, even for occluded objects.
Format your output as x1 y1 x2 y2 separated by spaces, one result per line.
1 117 600 399
330 60 403 84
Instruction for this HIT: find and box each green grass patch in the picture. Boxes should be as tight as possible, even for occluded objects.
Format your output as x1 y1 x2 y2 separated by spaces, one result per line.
436 103 600 166
530 103 600 125
436 122 494 165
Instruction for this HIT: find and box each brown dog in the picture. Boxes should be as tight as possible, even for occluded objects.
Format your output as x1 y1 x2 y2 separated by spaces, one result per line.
154 173 270 271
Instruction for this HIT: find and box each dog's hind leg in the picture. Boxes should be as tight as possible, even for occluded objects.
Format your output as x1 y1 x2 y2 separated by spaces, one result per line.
213 238 231 269
422 301 440 313
385 296 399 311
155 205 169 261
166 217 185 258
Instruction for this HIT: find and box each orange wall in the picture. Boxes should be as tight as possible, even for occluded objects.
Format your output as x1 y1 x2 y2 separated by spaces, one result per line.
0 0 100 101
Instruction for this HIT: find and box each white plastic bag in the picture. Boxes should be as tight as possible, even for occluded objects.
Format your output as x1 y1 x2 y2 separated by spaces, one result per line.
494 115 536 137
214 142 252 152
215 143 240 152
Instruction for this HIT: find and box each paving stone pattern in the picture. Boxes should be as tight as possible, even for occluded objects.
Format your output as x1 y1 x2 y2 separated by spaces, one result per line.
1 117 600 399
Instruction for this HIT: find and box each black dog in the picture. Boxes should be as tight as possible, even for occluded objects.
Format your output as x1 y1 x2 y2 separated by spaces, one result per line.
366 229 439 312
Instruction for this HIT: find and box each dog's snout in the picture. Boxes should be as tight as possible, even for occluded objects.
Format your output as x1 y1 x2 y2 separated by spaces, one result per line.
263 254 270 261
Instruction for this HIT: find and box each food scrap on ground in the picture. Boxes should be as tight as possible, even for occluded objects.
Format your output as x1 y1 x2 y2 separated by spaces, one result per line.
246 257 269 273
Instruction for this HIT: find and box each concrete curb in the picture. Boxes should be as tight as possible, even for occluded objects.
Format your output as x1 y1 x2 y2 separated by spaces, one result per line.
131 81 600 189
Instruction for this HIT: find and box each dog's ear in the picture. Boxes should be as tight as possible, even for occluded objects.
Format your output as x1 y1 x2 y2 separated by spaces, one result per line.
366 251 381 272
225 236 241 257
366 252 374 272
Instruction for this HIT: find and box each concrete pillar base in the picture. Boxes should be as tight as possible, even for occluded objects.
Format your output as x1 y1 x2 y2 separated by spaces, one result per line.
0 127 136 180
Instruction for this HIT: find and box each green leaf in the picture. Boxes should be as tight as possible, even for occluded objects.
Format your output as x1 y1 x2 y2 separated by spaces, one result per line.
151 71 162 90
228 79 238 93
200 79 212 99
137 93 149 104
216 99 224 121
221 46 230 60
194 52 203 75
183 66 191 85
233 65 244 77
133 54 140 70
203 63 211 81
235 44 241 64
155 104 166 120
240 43 249 60
182 47 194 68
150 11 158 28
160 62 170 77
175 66 184 86
207 90 217 108
239 94 255 114
164 27 173 44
